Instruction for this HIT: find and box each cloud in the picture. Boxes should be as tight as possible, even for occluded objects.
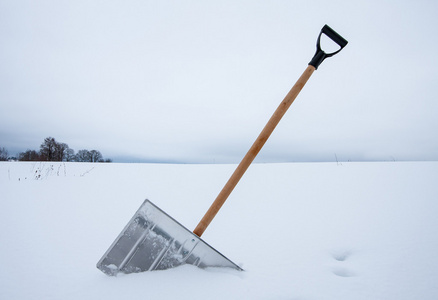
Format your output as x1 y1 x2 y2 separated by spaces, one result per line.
1 0 438 162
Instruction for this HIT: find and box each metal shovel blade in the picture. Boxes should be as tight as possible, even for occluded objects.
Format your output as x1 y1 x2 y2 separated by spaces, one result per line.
97 200 242 276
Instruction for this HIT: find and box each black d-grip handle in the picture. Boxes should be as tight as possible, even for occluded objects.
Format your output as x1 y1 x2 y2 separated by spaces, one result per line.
309 24 348 69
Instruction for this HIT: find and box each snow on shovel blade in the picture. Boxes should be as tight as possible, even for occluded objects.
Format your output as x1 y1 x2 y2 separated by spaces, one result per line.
97 200 242 276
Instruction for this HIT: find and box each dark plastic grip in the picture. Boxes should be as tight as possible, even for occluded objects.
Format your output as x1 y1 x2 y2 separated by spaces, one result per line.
309 24 348 69
321 25 348 49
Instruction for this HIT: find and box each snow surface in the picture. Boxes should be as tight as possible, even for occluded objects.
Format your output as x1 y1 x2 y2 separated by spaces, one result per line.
1 161 438 299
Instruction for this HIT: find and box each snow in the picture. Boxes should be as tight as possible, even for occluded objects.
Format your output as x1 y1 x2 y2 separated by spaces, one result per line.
1 161 438 299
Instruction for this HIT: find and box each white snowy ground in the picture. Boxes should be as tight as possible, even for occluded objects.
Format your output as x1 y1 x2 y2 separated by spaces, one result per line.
1 161 438 299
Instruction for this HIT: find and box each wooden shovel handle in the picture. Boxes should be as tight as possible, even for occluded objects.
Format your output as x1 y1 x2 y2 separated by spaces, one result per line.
193 65 316 237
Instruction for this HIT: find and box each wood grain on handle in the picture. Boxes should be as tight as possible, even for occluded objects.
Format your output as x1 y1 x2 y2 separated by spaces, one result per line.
193 65 316 237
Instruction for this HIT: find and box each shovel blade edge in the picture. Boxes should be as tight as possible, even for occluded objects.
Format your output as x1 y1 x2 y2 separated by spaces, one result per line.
97 200 242 276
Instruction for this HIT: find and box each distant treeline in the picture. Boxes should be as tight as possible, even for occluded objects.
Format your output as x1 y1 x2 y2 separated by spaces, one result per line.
0 137 112 162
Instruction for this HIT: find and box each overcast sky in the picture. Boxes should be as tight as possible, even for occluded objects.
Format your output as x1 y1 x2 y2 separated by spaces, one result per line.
1 0 437 163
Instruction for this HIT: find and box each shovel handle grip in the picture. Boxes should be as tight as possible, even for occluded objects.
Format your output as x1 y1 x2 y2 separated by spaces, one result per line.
320 25 348 51
193 65 316 237
309 25 348 69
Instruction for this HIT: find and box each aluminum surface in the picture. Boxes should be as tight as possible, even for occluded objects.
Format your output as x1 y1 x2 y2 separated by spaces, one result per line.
97 200 242 276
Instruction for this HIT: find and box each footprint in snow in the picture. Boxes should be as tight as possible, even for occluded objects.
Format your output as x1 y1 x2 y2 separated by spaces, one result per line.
331 249 352 262
329 249 356 277
332 267 355 277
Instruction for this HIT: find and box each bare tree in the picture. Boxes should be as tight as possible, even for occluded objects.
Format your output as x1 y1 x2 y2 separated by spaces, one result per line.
0 147 8 161
54 142 69 161
39 137 72 161
18 150 40 161
64 148 76 161
90 150 102 162
40 137 57 161
76 149 92 162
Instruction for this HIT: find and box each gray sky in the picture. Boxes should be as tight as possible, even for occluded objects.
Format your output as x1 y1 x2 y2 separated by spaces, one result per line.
1 0 437 163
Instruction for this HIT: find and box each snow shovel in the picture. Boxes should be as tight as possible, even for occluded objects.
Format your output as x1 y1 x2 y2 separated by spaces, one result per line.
97 24 348 276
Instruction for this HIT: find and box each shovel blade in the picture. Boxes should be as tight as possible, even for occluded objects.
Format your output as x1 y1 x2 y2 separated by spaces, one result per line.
97 200 242 276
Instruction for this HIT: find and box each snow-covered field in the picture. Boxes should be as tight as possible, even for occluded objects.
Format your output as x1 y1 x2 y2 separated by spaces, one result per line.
1 161 438 299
